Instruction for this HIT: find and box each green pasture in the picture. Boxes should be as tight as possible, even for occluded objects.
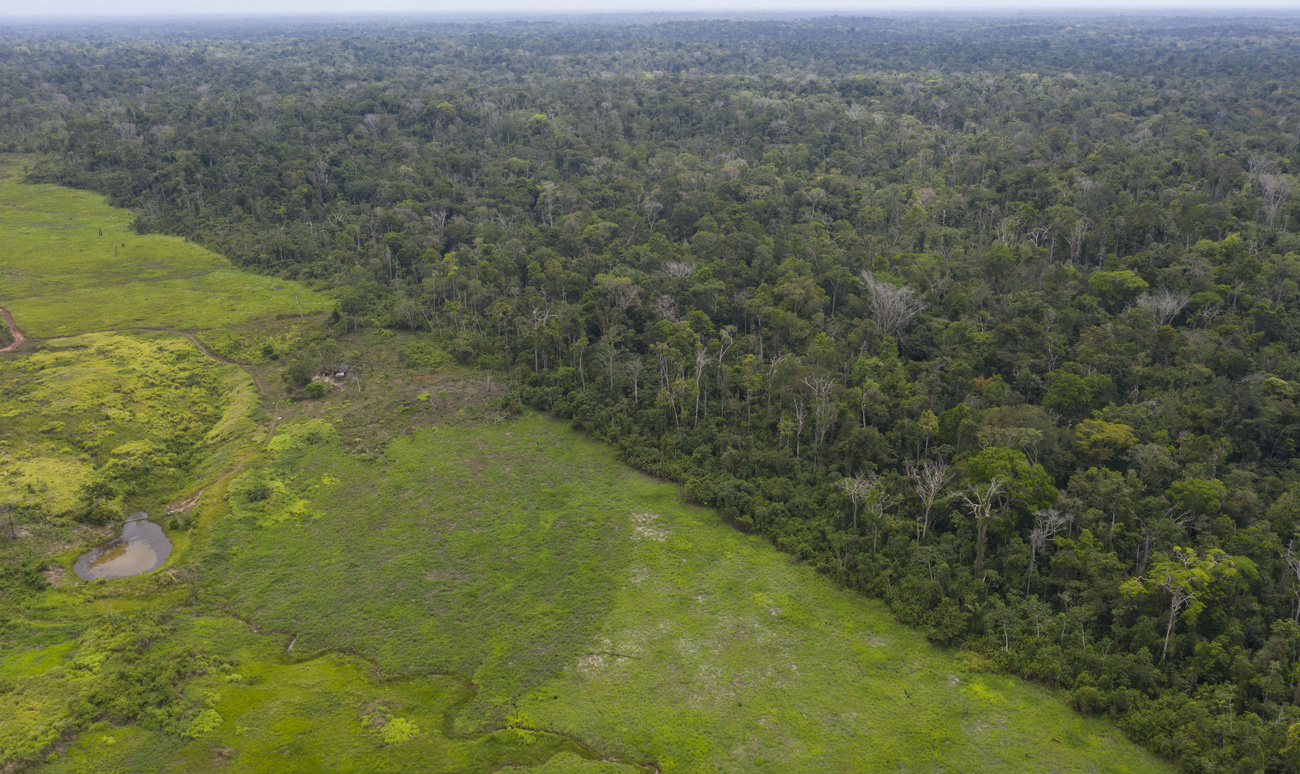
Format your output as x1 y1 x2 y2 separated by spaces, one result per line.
0 331 257 520
30 615 609 774
0 163 328 339
208 411 1172 773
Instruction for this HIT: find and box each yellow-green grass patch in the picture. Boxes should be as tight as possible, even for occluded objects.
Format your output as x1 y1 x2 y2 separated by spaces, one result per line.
0 331 256 519
0 163 328 338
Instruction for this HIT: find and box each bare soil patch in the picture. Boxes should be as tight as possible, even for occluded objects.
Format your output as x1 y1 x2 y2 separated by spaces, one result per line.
0 306 26 353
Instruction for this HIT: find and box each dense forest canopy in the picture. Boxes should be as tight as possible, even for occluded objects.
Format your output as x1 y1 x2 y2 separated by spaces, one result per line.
4 12 1300 771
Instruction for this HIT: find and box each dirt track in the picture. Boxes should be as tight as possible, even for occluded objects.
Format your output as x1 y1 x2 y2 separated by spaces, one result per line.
0 307 25 353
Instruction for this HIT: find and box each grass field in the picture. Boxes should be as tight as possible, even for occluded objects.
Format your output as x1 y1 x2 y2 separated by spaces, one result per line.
0 159 328 339
0 166 1174 773
0 331 256 520
202 408 1171 773
0 161 325 771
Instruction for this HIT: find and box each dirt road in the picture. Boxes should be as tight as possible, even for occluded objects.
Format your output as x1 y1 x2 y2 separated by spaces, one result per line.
0 307 25 353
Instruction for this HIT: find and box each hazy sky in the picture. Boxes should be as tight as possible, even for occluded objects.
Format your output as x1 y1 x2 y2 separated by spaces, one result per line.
3 0 1297 18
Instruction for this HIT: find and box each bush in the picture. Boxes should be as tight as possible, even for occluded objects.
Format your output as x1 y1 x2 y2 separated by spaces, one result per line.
280 358 314 389
398 342 452 369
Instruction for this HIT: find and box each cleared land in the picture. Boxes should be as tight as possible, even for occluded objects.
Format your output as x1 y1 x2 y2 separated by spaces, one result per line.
0 331 256 520
0 160 328 339
207 408 1171 773
0 169 1173 773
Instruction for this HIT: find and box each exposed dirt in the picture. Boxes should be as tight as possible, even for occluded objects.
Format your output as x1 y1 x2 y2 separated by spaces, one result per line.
0 306 25 353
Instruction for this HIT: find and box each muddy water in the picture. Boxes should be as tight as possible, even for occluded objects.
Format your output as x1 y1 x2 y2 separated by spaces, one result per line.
73 514 172 580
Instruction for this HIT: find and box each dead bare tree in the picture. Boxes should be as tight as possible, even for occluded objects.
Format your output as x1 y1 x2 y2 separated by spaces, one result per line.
539 181 560 227
662 260 696 279
837 473 874 532
627 357 643 404
860 479 897 552
906 460 955 541
1026 509 1074 598
958 478 1005 579
692 344 709 427
1259 174 1295 230
714 327 735 420
792 393 806 458
652 294 679 322
527 306 556 372
600 326 626 391
1285 540 1300 622
1067 219 1088 263
859 270 928 339
1135 289 1191 327
802 374 838 470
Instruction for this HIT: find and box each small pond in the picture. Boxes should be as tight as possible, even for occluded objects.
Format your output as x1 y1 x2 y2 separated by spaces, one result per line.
73 513 172 580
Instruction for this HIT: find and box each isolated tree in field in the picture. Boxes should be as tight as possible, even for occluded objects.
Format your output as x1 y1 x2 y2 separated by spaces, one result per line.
905 459 954 541
1025 509 1073 598
859 270 927 339
959 478 1004 578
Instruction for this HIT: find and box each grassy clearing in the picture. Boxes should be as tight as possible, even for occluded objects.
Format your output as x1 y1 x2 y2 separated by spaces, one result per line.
0 165 329 771
0 160 328 339
29 615 608 774
208 398 1173 772
0 331 257 520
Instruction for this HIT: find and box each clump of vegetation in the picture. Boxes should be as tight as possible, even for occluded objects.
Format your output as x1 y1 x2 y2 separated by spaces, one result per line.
398 342 453 370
